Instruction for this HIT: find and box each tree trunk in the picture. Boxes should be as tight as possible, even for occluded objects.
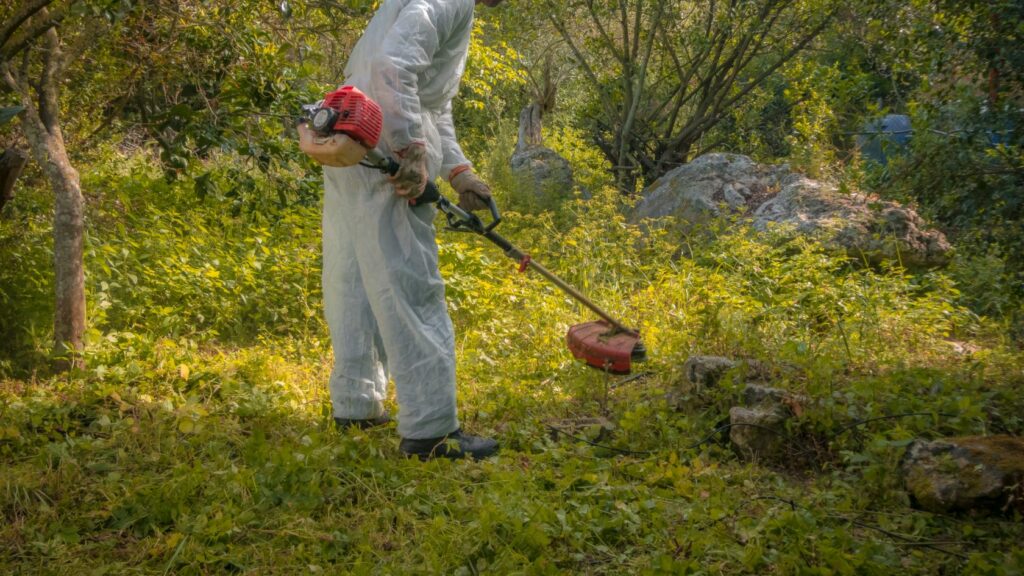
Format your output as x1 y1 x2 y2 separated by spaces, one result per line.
49 138 85 364
516 103 544 154
654 140 692 180
0 148 27 212
2 9 87 370
20 108 85 365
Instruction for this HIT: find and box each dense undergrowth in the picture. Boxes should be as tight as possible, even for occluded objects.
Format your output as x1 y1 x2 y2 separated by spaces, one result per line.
2 149 1023 574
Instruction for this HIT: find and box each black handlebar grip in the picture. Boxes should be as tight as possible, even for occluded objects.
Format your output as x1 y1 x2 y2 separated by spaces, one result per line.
413 181 441 205
381 155 440 206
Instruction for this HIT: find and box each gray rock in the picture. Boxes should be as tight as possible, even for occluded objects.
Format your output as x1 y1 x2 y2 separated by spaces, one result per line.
678 355 771 396
510 146 575 200
633 153 952 270
680 355 738 392
729 383 805 462
745 381 790 403
901 435 1024 515
729 404 791 461
752 177 952 269
635 154 785 225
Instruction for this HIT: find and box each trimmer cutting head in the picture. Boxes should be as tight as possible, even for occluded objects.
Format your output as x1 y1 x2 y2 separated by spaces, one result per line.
566 321 646 374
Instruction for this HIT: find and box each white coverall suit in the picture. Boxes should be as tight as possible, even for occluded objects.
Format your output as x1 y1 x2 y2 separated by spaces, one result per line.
323 0 475 439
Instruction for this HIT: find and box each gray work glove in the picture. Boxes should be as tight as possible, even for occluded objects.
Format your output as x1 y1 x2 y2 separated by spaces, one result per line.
450 168 492 212
390 144 428 198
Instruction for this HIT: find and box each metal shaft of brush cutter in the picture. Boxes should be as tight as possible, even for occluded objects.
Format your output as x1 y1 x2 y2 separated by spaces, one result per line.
360 147 643 371
509 257 637 336
434 196 639 338
434 197 645 373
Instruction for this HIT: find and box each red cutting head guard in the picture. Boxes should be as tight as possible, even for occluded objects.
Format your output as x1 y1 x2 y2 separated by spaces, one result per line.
321 86 383 149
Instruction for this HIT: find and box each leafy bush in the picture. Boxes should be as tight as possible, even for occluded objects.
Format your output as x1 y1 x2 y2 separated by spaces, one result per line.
82 154 323 343
0 192 55 371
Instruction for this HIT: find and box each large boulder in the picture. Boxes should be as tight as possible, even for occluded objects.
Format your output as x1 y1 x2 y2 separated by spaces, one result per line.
751 176 952 269
633 153 952 269
901 435 1024 515
510 102 576 202
510 146 575 199
635 154 786 225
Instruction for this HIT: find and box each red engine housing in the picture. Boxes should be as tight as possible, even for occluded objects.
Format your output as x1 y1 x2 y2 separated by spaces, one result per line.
321 86 383 149
566 321 641 374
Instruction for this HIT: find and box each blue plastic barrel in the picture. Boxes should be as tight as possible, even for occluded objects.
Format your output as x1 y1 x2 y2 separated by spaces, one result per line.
857 114 913 165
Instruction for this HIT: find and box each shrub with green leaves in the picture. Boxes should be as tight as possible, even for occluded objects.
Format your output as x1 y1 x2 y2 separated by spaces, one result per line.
81 153 323 343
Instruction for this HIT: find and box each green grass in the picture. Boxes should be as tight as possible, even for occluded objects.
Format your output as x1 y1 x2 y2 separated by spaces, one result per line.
2 153 1023 574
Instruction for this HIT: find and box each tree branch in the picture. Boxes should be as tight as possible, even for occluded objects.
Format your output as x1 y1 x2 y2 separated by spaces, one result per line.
0 60 27 97
617 0 667 179
584 0 623 64
702 2 785 119
630 0 643 62
0 7 66 60
545 1 615 117
39 26 63 133
661 5 837 166
0 0 53 52
617 0 631 68
719 9 835 112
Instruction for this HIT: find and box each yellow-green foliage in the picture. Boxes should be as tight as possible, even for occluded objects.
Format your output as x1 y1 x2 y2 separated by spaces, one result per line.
784 60 845 179
1 150 1023 574
461 20 527 113
542 125 615 193
454 19 528 159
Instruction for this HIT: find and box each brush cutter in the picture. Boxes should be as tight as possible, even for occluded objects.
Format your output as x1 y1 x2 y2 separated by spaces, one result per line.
434 197 647 373
300 86 646 373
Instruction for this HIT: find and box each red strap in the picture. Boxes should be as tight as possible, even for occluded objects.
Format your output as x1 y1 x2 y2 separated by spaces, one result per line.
448 164 472 182
518 254 531 273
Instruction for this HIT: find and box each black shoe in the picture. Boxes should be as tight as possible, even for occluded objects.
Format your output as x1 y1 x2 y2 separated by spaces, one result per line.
334 415 392 430
399 429 499 461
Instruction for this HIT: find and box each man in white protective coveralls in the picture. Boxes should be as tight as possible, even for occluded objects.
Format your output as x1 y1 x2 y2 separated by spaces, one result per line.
322 0 504 459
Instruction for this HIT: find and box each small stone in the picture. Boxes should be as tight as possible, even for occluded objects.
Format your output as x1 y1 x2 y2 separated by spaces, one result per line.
680 355 738 392
743 383 807 416
946 340 981 356
901 435 1024 515
742 383 787 405
728 383 806 462
729 404 791 461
